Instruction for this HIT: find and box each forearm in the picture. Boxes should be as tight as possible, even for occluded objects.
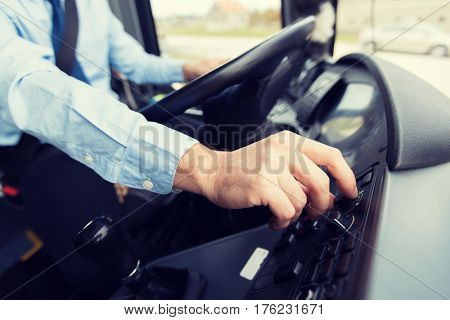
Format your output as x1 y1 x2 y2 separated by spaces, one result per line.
8 69 198 193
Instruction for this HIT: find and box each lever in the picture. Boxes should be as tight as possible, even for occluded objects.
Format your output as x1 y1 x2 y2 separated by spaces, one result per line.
74 216 138 278
74 216 206 299
74 216 151 294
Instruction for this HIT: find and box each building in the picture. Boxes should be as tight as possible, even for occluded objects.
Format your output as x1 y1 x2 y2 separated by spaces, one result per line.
206 0 250 31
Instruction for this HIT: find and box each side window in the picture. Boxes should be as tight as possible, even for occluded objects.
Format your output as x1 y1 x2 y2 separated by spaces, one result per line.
150 0 282 62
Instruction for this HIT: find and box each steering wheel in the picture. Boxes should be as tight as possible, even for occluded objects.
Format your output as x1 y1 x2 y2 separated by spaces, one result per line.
141 16 316 123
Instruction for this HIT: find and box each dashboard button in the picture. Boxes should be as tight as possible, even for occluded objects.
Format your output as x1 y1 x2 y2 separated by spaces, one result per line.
304 264 320 284
313 245 327 261
282 221 303 238
296 285 323 300
303 218 321 234
317 258 335 281
335 191 363 213
325 278 346 299
327 239 342 257
274 234 296 252
359 171 373 187
274 261 303 284
334 253 352 277
342 234 358 252
324 283 338 299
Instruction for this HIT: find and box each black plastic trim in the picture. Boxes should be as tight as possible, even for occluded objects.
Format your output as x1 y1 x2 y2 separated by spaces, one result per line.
338 53 450 170
134 0 161 56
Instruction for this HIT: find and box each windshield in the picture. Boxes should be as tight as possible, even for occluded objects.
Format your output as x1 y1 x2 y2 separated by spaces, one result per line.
334 0 450 98
151 0 281 62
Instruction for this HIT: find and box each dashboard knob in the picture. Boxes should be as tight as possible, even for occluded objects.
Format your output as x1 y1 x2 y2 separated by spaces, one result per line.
335 191 363 213
327 210 355 233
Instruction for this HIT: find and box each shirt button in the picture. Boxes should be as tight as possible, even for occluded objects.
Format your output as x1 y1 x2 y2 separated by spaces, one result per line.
84 154 94 164
142 179 154 191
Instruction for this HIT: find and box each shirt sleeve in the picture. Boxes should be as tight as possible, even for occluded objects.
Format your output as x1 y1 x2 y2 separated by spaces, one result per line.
105 2 185 85
0 14 198 194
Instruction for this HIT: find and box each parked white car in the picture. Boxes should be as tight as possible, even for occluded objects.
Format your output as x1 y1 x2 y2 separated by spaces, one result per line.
359 23 450 57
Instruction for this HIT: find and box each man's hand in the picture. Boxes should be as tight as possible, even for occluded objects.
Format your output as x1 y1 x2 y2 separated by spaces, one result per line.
174 131 358 230
182 58 226 82
114 183 129 204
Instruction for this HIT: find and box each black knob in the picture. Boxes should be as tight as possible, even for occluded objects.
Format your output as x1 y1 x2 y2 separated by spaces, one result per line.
73 216 138 279
335 191 363 213
327 210 355 233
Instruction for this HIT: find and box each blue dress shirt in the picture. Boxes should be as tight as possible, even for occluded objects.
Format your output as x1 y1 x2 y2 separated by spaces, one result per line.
0 0 198 194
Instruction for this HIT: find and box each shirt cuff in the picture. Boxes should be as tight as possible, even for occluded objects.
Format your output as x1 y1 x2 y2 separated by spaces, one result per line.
119 120 198 194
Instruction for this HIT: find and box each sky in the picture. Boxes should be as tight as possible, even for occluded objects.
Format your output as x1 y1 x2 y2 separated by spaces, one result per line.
151 0 281 18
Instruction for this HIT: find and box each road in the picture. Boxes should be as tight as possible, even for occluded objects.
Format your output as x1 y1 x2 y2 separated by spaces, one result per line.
162 35 450 98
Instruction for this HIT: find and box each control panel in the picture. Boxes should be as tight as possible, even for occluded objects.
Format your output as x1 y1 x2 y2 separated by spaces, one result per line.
246 166 378 299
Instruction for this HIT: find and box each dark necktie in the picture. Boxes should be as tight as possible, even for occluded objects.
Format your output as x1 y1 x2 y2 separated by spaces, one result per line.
48 0 89 83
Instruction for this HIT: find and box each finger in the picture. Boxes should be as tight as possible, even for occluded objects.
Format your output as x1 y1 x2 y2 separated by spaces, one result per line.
269 216 290 230
122 186 129 198
305 192 335 219
297 180 310 195
292 208 302 224
305 203 322 218
117 193 124 204
263 187 296 230
298 181 310 219
279 174 307 215
300 139 358 199
114 184 127 204
290 153 331 215
328 193 336 210
279 175 307 223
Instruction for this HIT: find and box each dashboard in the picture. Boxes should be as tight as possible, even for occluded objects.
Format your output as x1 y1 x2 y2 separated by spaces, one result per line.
112 56 394 300
100 47 450 300
130 53 450 299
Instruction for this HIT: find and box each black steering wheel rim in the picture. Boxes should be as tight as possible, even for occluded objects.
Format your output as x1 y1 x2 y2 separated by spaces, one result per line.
141 16 316 123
